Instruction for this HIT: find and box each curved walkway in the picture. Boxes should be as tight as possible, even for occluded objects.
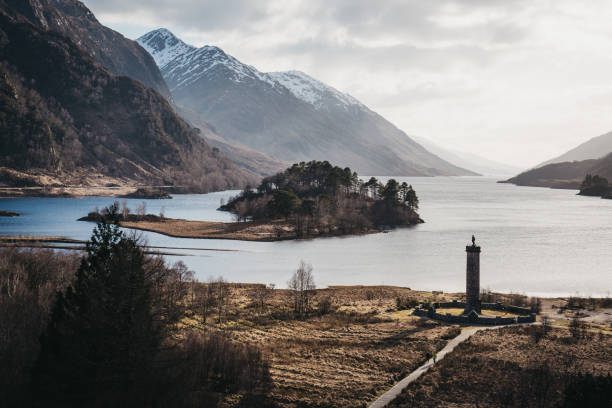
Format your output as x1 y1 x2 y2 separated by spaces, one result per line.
369 324 528 408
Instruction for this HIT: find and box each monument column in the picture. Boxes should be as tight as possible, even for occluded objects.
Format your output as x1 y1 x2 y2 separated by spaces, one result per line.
465 238 481 314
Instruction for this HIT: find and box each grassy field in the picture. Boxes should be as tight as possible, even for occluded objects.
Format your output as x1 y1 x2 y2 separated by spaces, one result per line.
388 325 612 407
188 285 463 407
120 219 293 241
119 218 384 241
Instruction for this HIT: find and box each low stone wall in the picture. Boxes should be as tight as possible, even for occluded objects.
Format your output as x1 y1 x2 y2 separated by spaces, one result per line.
517 315 536 323
431 300 533 316
413 307 536 325
505 305 533 315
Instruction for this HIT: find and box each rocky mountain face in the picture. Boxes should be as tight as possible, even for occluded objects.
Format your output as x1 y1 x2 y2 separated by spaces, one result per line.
0 4 256 191
1 0 171 99
137 29 476 177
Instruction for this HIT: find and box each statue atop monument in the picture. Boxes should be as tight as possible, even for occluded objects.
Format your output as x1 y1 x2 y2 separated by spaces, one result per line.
471 235 476 246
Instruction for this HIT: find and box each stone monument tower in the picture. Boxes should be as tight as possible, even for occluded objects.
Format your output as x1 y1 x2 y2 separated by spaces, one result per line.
465 235 481 314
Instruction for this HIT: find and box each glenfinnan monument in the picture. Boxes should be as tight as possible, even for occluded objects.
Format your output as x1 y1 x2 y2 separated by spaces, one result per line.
465 235 481 314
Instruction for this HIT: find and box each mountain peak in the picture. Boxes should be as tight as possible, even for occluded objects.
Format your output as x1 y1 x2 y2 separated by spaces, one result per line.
160 42 278 92
137 28 196 68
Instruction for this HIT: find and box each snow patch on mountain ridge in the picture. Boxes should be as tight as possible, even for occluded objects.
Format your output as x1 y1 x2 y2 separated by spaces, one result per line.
137 28 362 110
268 70 362 109
161 45 278 90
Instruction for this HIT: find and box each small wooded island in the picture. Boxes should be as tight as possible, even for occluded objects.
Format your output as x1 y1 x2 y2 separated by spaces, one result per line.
80 161 422 241
578 174 612 199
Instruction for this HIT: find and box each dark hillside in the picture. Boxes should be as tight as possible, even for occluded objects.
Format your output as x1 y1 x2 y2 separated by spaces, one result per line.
0 0 171 98
503 160 597 189
0 8 255 191
504 153 612 194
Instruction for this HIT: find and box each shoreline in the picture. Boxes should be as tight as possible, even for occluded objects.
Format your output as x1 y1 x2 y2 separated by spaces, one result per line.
0 236 240 254
0 185 187 199
114 218 387 242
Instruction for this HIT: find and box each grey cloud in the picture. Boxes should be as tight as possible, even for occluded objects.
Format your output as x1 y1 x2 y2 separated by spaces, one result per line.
270 39 500 73
303 0 531 46
84 0 531 46
83 0 269 31
83 0 521 74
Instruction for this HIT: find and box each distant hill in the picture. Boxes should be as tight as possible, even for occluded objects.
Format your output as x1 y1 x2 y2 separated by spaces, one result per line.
137 29 476 177
0 4 256 191
412 136 523 176
537 130 612 167
504 153 612 189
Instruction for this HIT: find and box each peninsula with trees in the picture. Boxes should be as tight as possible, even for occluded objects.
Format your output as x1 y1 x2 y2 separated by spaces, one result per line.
80 161 423 241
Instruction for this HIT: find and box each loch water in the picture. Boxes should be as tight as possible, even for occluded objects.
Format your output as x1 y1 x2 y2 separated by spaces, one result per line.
1 177 611 297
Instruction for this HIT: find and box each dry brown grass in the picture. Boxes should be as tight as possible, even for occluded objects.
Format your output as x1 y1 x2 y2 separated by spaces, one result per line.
389 325 612 407
121 219 300 241
194 285 610 407
189 285 461 407
119 218 387 241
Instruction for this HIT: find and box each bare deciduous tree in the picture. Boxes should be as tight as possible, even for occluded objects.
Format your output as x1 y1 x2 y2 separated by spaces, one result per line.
210 276 230 324
287 261 316 315
136 201 146 216
192 279 215 326
249 283 275 312
121 200 129 219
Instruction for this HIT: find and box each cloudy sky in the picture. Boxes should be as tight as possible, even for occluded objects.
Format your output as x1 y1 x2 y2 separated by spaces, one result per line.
83 0 612 167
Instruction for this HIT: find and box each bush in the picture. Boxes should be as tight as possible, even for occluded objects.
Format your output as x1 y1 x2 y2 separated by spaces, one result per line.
180 331 271 394
365 290 375 300
396 296 419 310
317 296 334 315
569 316 588 340
441 326 461 340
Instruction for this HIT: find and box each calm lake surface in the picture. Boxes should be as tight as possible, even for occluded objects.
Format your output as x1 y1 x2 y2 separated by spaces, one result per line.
1 177 611 297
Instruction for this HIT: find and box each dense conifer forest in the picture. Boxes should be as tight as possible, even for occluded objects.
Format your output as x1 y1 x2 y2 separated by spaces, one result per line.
221 161 422 237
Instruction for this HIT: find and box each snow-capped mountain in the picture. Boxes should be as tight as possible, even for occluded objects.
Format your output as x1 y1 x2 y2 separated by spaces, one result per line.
162 45 278 92
137 28 196 69
138 30 365 113
137 28 476 176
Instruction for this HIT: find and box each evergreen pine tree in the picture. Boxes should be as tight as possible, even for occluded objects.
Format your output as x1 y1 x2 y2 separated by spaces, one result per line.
32 207 162 406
